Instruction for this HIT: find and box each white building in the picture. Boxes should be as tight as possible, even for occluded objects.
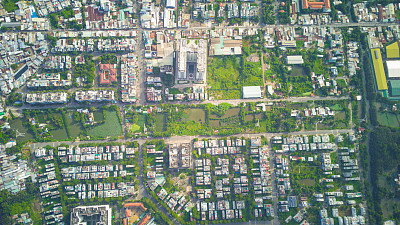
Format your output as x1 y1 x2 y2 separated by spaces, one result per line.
243 86 263 99
287 55 304 64
166 0 176 8
387 60 400 78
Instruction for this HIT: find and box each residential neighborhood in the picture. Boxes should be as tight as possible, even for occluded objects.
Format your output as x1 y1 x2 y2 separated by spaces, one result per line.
0 0 399 224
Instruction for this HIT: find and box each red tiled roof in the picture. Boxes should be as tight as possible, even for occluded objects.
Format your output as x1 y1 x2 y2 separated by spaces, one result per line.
110 68 117 75
125 209 131 217
123 203 147 211
138 215 151 225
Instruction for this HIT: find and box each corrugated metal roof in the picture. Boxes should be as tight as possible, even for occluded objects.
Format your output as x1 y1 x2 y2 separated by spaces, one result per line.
389 80 400 96
243 86 262 99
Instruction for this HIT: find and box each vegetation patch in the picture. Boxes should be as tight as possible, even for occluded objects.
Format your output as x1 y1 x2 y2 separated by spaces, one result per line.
88 110 123 138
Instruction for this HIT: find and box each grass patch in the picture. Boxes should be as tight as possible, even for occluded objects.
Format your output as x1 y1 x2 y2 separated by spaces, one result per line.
377 112 400 128
65 112 84 137
208 56 241 99
181 108 206 123
208 89 241 99
290 65 306 77
130 124 140 132
330 104 344 111
88 110 123 137
209 107 240 119
10 118 33 142
154 114 166 132
93 111 104 122
335 111 346 120
51 127 68 140
37 113 46 123
245 114 254 122
298 178 316 186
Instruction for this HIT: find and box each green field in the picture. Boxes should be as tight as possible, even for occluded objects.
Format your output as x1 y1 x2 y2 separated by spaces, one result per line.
130 124 140 132
181 108 206 123
331 104 344 111
37 113 46 123
210 120 221 128
209 108 240 119
65 112 84 137
208 89 241 100
10 118 33 142
154 114 166 132
245 114 254 121
335 111 346 120
290 65 306 77
378 112 400 127
93 111 104 122
88 110 123 137
208 57 241 99
298 178 316 186
51 127 68 140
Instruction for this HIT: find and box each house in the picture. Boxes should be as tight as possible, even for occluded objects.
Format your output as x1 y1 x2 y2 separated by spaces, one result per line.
99 64 117 85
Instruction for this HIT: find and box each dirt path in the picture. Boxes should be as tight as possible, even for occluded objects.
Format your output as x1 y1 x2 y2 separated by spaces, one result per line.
261 52 266 97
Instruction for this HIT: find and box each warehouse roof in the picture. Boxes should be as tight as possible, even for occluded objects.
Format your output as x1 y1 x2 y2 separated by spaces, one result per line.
389 80 400 96
370 49 388 90
287 55 304 64
387 60 400 78
243 86 262 99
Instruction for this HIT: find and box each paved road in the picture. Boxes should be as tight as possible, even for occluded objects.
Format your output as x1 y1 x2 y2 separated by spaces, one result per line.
10 95 350 111
13 21 395 33
28 128 353 151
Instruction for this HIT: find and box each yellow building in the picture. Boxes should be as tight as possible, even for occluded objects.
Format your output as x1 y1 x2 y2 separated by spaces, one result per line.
386 42 400 59
371 48 388 90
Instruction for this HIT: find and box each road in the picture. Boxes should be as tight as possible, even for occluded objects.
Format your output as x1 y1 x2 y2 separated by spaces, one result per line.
10 21 395 34
28 128 352 152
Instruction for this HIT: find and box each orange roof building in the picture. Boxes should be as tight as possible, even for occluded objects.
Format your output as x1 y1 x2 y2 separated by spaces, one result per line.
138 215 151 225
99 64 117 85
123 203 147 211
125 209 131 217
302 0 330 11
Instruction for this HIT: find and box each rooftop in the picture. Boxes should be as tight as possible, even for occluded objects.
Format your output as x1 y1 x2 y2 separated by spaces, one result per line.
386 42 400 59
370 48 388 90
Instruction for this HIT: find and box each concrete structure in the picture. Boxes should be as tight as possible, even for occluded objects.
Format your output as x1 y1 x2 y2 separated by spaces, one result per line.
387 60 400 78
169 143 192 169
25 92 68 104
370 49 388 90
243 86 262 99
0 148 32 194
71 205 112 225
75 90 115 102
166 0 176 8
287 55 304 64
176 39 207 83
209 37 242 56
